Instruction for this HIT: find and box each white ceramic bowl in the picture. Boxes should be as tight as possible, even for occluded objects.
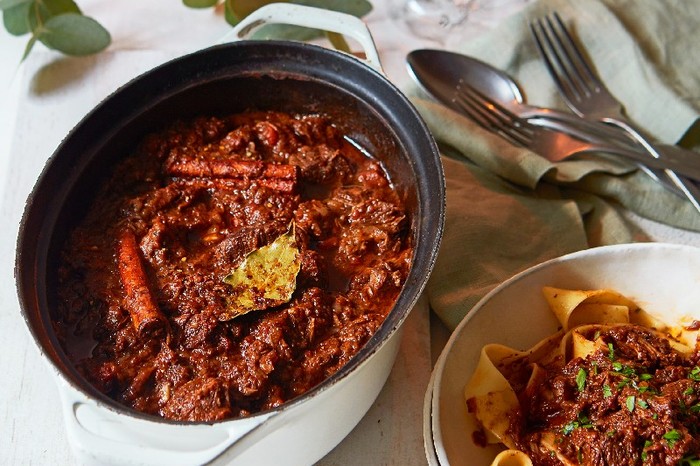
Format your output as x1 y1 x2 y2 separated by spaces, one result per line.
427 242 700 466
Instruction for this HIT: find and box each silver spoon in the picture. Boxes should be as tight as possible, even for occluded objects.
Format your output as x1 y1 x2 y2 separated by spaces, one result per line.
406 49 695 160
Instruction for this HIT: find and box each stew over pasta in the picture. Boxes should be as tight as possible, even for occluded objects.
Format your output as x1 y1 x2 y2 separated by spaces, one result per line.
465 287 700 466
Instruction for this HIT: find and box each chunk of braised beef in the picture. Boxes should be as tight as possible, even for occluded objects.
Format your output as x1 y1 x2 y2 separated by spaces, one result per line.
161 377 233 421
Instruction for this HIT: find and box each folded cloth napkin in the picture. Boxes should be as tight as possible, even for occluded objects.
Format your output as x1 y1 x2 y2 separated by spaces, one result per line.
409 0 700 330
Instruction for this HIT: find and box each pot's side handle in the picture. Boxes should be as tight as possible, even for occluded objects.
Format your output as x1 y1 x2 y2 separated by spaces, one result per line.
59 382 275 466
218 3 383 73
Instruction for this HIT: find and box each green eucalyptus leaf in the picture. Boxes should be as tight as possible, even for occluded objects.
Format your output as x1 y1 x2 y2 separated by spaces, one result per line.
223 0 237 26
41 0 81 15
294 0 371 17
325 30 350 52
250 23 321 41
27 0 81 33
229 0 281 22
20 33 37 61
183 0 218 8
38 13 110 56
0 0 31 11
3 1 31 35
249 0 373 42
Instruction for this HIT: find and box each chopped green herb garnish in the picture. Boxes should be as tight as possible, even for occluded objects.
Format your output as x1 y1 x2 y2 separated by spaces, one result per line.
684 386 695 396
603 384 613 398
576 368 587 392
562 421 576 435
626 396 636 412
689 367 700 381
622 365 636 377
561 413 593 435
578 414 592 428
680 454 700 466
608 342 615 360
640 373 653 381
637 398 648 409
642 440 654 461
663 429 682 448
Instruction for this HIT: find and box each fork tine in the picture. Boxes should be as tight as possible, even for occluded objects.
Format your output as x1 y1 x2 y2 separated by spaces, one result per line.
462 85 530 136
452 87 494 129
530 17 590 106
469 95 535 148
454 83 534 147
530 16 582 104
548 13 601 93
531 12 608 105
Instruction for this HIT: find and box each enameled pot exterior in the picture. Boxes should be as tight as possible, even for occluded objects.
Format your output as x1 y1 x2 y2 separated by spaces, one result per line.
15 5 445 465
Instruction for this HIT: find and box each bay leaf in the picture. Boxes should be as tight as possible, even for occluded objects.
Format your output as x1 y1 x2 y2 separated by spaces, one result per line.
221 226 301 320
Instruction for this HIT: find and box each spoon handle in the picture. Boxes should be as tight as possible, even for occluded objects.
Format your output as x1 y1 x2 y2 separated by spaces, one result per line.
528 110 698 165
525 108 635 145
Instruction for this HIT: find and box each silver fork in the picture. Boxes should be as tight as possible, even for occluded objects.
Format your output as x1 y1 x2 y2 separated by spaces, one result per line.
453 83 698 191
530 12 700 213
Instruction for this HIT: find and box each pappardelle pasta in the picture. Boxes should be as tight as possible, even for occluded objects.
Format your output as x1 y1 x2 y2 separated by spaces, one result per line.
464 287 700 466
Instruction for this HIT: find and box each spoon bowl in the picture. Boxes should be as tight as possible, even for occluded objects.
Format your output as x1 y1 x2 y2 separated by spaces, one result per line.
407 49 525 115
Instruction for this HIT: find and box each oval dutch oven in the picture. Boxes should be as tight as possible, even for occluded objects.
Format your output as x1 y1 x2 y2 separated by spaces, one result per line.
15 4 445 465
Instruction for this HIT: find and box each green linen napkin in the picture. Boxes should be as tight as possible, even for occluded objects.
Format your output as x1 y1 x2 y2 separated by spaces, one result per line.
413 0 700 331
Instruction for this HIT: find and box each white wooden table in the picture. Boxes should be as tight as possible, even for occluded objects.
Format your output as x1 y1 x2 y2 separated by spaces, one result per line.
1 1 697 465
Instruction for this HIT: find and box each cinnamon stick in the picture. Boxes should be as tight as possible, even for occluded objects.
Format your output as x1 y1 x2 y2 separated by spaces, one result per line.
174 176 297 194
117 229 167 338
165 159 297 181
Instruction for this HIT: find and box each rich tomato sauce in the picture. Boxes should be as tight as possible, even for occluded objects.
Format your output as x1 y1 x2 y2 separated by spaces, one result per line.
54 111 412 421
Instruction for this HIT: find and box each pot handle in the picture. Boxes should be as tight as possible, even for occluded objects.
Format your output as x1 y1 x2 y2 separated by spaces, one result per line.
59 382 277 465
218 3 383 73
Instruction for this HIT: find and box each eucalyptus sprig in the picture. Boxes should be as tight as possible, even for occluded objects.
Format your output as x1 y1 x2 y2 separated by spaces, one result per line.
0 0 372 62
1 0 110 60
